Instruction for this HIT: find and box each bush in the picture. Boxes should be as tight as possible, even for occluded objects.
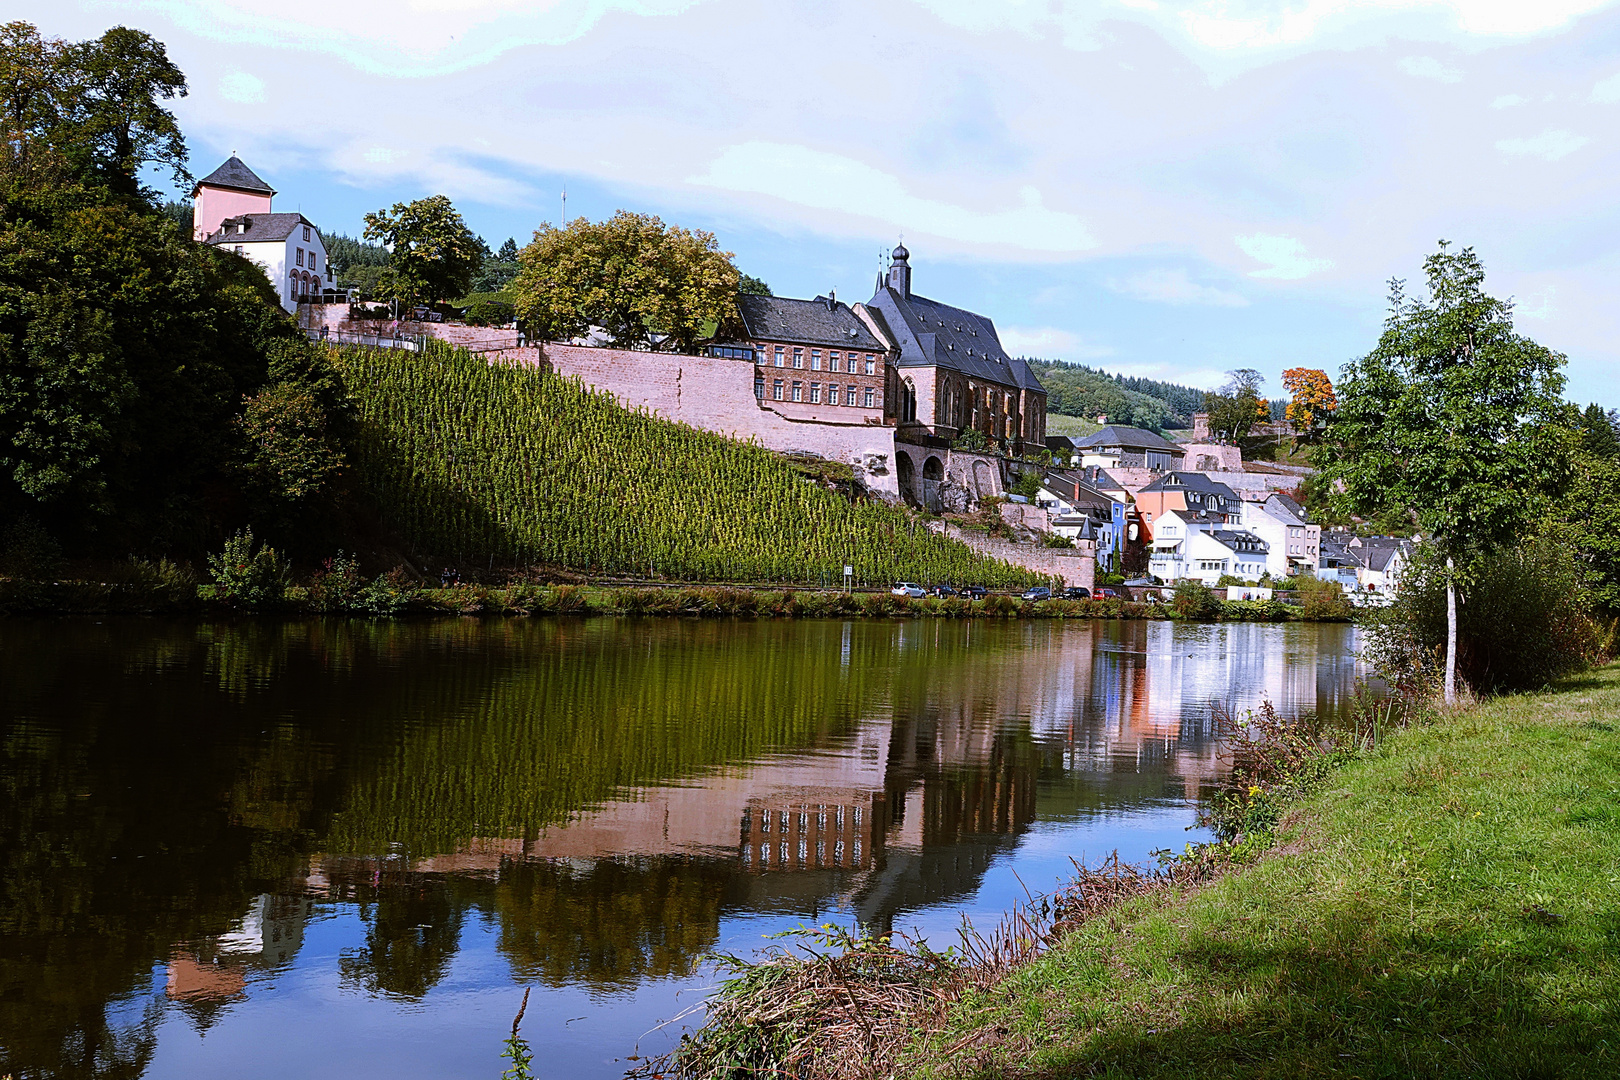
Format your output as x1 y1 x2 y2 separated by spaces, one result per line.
1365 538 1612 696
356 568 416 617
309 551 366 612
0 517 62 579
206 528 290 610
1041 533 1075 548
465 298 515 326
1171 579 1220 620
1292 573 1355 621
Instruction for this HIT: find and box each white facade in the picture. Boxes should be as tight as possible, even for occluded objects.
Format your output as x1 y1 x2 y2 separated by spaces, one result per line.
214 220 331 312
1149 510 1270 584
1239 496 1321 579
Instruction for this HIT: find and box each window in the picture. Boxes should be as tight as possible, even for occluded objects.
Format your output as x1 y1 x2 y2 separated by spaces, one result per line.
302 225 310 242
233 245 243 255
773 380 784 401
863 387 874 408
865 356 876 375
810 383 821 403
793 348 803 369
310 253 317 271
792 382 803 402
811 350 821 371
755 377 765 399
846 387 857 406
774 347 784 367
296 248 304 266
829 351 840 371
826 384 838 406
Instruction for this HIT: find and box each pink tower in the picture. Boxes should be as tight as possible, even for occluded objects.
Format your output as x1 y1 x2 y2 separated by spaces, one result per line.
191 155 275 241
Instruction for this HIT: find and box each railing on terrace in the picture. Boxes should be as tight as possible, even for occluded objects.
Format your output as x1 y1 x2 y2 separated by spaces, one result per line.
305 327 427 352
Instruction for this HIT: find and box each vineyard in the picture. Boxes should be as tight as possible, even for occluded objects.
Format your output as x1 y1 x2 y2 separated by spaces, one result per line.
334 342 1041 587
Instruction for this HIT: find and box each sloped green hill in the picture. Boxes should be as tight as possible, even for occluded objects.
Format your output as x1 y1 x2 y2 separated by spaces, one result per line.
335 342 1037 586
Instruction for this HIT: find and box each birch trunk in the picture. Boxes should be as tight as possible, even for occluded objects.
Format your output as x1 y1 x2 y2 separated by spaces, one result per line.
1444 555 1457 706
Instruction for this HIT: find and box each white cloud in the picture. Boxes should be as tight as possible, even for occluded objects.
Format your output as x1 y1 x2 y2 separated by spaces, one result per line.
999 326 1115 358
1108 267 1249 306
1235 234 1334 280
1490 93 1528 107
1593 71 1620 102
1400 55 1463 81
1495 128 1591 159
692 143 1097 256
218 70 264 103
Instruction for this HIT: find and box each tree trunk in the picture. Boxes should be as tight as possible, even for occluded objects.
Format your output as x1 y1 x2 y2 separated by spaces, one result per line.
1444 555 1457 706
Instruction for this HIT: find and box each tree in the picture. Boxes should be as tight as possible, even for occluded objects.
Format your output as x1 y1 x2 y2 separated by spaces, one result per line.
739 273 771 296
510 210 741 353
61 26 190 196
1317 243 1570 704
1281 367 1336 440
362 194 480 310
1577 402 1620 460
1203 368 1268 442
0 21 67 175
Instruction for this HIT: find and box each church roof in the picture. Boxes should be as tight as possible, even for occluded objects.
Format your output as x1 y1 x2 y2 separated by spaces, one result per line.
864 284 1044 393
194 155 275 196
737 294 884 351
204 212 320 245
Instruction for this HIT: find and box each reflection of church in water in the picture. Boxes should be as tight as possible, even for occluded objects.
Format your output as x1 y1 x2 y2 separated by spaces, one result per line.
169 621 1349 997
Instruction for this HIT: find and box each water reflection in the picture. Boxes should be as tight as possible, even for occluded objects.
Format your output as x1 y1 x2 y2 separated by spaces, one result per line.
0 616 1369 1079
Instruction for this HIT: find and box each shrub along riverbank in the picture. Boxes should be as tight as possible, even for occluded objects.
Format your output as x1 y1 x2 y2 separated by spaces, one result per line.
645 667 1620 1079
0 574 1353 622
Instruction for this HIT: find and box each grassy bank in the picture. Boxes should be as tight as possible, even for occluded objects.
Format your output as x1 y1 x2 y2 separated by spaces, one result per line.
0 577 1359 622
911 665 1620 1078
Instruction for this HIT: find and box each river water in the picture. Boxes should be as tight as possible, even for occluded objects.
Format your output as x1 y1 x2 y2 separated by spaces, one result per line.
0 616 1370 1079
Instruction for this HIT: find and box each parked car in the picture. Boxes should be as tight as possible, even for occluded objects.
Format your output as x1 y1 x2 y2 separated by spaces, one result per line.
931 584 958 598
1021 586 1052 602
1063 586 1091 600
1096 586 1122 599
965 585 987 600
890 582 925 598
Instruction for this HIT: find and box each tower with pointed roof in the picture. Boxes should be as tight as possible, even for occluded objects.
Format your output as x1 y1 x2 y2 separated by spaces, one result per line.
191 155 276 241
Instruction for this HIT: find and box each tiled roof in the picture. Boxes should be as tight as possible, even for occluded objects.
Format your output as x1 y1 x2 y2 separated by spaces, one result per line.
737 294 884 351
195 155 275 195
204 212 320 245
864 282 1044 393
1075 425 1185 454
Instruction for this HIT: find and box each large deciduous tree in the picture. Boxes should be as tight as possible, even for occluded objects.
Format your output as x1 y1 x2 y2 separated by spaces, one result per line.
1281 367 1336 441
1203 368 1268 442
362 195 480 311
1318 242 1570 704
511 210 741 353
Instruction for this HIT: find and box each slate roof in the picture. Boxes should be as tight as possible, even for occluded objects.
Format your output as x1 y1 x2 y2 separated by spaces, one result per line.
1210 530 1269 553
204 213 320 245
1164 508 1229 527
864 278 1045 394
1266 491 1310 523
1074 425 1185 454
737 294 884 351
1360 544 1408 572
1140 471 1240 503
1040 471 1111 509
194 155 275 196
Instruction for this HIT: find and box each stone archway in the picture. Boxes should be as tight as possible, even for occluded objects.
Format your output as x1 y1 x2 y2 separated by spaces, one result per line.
922 455 944 511
897 453 918 507
972 459 994 498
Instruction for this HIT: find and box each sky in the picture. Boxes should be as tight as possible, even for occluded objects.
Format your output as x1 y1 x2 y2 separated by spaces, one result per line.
34 0 1620 406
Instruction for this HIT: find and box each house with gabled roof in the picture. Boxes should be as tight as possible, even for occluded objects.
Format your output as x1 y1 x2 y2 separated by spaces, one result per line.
192 155 333 312
734 293 889 423
857 244 1047 456
1072 425 1186 472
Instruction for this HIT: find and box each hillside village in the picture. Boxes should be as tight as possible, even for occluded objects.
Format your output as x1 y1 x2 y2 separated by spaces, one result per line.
191 154 1410 599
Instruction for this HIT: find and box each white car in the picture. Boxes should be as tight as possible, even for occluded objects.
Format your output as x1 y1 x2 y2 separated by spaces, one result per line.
890 582 925 598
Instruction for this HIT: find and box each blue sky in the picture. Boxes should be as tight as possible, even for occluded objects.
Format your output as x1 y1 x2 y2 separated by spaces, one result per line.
41 0 1620 406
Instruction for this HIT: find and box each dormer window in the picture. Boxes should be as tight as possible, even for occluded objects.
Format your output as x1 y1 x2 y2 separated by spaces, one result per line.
302 225 310 242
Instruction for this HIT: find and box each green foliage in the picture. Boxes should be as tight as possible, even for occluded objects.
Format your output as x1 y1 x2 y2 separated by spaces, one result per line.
1171 579 1220 620
333 342 1038 587
363 194 481 309
0 515 61 578
205 527 288 609
738 273 771 296
1291 573 1355 621
356 569 414 617
511 210 741 353
471 236 520 294
1009 471 1042 499
1319 243 1570 558
463 295 515 326
1026 358 1202 428
1365 537 1609 696
951 427 992 452
1577 402 1620 460
1551 454 1620 615
236 380 345 508
1202 368 1269 443
307 550 365 612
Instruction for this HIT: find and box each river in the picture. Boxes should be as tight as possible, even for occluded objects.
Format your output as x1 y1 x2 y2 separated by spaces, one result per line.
0 616 1371 1079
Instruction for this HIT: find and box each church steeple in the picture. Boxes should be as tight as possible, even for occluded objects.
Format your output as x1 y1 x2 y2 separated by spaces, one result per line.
887 241 911 297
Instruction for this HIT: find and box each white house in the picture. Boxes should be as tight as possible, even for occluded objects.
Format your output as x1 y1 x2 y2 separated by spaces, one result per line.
1149 508 1269 584
193 156 333 312
1351 538 1412 596
1238 492 1320 579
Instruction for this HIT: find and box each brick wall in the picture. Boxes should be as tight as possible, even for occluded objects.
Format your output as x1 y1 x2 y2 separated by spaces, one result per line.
538 343 901 499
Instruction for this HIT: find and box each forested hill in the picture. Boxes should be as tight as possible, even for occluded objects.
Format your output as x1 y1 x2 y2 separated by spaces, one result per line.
1024 360 1208 431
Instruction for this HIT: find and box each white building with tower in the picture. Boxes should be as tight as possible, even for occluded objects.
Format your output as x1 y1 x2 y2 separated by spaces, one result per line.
191 155 332 312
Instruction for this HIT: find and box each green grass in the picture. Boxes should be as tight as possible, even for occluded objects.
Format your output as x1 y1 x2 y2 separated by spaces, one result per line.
1044 414 1104 439
914 665 1620 1078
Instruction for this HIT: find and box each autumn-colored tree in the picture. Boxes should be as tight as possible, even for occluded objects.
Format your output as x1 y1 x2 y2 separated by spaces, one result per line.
510 210 741 353
1282 367 1336 439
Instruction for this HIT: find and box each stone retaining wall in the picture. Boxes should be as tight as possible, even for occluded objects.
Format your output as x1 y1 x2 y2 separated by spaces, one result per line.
944 527 1096 589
